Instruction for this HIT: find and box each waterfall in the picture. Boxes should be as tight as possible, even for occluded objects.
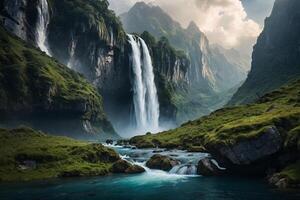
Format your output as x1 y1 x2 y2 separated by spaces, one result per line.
127 34 160 133
67 39 77 68
110 28 114 47
36 0 51 55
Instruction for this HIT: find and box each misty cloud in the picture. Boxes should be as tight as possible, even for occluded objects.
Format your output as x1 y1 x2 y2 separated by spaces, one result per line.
108 0 269 54
195 0 232 9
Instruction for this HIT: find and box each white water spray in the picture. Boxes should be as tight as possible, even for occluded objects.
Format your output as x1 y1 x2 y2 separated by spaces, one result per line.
67 39 77 68
36 0 51 55
127 34 160 133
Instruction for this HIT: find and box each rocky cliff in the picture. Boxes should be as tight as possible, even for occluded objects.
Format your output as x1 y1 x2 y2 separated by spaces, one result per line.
229 0 300 105
0 25 118 139
121 2 249 92
1 0 195 133
121 2 250 122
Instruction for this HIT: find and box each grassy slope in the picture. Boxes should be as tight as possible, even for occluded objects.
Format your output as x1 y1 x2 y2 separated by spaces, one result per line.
0 127 120 182
130 80 300 151
0 25 116 135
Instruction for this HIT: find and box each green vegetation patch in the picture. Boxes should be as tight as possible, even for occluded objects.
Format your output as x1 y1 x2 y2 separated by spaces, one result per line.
130 80 300 149
0 127 120 182
0 26 116 135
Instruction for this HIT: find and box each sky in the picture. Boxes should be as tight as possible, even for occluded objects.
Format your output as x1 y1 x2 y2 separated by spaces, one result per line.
108 0 275 55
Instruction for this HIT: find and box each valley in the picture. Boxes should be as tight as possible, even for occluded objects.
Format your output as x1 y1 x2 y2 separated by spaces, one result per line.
0 0 299 199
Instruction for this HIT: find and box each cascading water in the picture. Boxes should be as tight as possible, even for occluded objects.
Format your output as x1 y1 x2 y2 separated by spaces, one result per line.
127 34 160 134
36 0 51 55
67 39 77 68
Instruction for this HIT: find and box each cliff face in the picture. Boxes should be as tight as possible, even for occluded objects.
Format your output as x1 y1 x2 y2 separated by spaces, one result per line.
121 2 249 92
0 26 118 139
0 0 192 132
140 32 190 121
1 0 131 103
229 0 300 105
121 2 249 122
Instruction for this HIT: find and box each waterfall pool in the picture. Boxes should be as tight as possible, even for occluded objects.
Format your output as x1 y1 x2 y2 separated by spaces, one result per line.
0 146 299 200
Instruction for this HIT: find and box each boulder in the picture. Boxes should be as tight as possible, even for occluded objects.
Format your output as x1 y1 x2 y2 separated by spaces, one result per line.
268 174 289 189
197 158 225 176
106 139 114 145
125 165 145 174
214 126 282 165
112 160 132 173
112 160 145 174
146 154 180 171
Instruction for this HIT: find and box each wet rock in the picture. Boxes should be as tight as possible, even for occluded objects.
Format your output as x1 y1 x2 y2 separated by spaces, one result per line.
112 160 145 174
268 174 289 189
112 160 132 173
197 158 224 176
170 164 197 175
187 146 207 153
18 160 37 170
125 165 145 174
146 154 180 171
106 139 113 145
212 126 282 165
153 150 164 153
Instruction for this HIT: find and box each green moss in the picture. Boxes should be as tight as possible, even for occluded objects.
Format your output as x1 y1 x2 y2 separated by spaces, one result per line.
130 80 300 149
0 127 120 182
279 162 300 184
0 26 116 136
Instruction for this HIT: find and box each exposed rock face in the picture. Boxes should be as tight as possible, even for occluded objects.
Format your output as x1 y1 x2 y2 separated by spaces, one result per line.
216 127 282 165
0 26 118 139
207 126 283 175
112 160 145 174
146 154 180 171
229 0 300 105
197 158 224 176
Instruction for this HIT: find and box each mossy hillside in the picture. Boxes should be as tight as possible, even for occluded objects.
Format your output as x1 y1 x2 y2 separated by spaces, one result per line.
0 127 120 182
0 26 116 136
130 80 300 150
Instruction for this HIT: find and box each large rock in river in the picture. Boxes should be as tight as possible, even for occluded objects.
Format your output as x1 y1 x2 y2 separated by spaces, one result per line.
197 158 224 176
146 154 180 171
112 160 145 174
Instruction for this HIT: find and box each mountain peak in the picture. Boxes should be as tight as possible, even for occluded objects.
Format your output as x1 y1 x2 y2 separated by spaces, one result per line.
186 21 201 34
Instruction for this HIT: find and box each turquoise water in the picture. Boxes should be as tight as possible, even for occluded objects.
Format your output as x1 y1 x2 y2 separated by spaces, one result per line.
0 175 299 200
0 146 299 200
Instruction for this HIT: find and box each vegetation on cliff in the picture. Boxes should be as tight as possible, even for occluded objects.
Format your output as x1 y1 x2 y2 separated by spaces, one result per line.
229 0 300 105
0 26 117 138
0 127 120 182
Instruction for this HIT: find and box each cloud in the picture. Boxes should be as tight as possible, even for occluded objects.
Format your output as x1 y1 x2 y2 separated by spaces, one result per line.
108 0 264 54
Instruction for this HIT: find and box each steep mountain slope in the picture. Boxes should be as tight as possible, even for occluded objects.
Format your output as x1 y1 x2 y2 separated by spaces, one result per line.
130 79 300 187
229 0 300 105
0 26 118 139
121 2 249 92
1 0 195 132
120 2 250 123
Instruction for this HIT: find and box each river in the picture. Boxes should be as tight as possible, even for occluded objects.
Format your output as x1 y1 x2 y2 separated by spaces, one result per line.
0 145 299 200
